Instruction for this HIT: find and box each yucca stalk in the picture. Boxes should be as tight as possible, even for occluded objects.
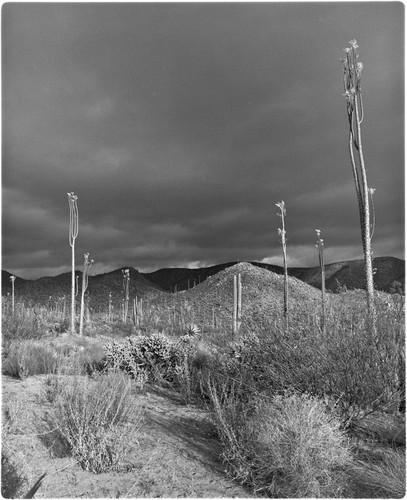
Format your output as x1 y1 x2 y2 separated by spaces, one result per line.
276 201 289 327
67 192 79 334
342 39 375 322
237 273 242 331
10 275 16 315
315 229 326 332
108 292 112 323
122 269 130 323
79 252 94 336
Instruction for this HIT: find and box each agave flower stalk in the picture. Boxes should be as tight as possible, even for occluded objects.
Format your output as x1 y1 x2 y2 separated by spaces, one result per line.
122 269 130 323
10 275 16 315
139 297 143 324
233 275 237 336
232 273 242 336
62 296 66 321
67 192 79 334
237 273 242 331
342 39 375 321
276 201 289 327
79 253 94 336
315 229 326 332
108 292 112 323
133 298 137 326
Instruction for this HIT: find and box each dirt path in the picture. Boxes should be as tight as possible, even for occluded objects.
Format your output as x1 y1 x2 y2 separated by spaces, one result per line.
2 375 253 498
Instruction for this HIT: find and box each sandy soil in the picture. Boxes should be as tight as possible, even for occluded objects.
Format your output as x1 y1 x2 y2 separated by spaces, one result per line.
2 374 253 498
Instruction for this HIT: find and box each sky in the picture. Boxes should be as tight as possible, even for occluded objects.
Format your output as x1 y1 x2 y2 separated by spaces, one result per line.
2 2 404 280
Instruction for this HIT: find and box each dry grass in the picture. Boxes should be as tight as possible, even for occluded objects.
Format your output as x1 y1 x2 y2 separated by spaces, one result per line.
49 370 143 473
346 446 406 498
248 392 352 497
206 383 352 498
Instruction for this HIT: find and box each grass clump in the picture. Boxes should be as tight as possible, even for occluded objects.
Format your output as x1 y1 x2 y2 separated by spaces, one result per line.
1 450 28 498
207 384 352 498
346 447 406 498
50 370 143 473
2 340 60 379
248 392 352 497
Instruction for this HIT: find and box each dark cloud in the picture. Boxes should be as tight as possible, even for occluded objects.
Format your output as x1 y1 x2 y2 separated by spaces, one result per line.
2 3 404 279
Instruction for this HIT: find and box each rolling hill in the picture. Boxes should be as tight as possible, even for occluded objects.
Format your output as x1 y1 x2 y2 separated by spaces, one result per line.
145 256 404 294
1 268 164 308
2 256 404 308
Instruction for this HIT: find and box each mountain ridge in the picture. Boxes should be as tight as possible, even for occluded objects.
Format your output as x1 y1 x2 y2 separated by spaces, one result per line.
2 256 404 305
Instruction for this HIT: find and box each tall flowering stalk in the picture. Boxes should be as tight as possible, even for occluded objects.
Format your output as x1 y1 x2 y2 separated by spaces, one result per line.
10 275 16 315
315 229 326 332
79 253 94 336
341 39 375 321
68 192 79 334
276 201 288 327
122 269 130 323
232 274 242 336
108 292 113 323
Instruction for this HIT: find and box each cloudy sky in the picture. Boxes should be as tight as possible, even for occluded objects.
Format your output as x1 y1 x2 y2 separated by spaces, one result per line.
2 2 404 280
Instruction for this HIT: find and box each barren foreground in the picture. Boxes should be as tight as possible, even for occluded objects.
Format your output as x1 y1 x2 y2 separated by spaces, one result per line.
2 374 252 498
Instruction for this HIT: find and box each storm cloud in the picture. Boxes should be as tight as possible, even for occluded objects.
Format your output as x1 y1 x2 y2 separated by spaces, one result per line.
2 2 404 279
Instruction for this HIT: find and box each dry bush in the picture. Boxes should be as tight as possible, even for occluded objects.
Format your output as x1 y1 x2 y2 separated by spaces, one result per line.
50 370 143 473
2 340 60 379
1 450 27 498
248 392 352 497
2 304 42 358
206 382 352 498
236 301 404 427
104 332 195 384
205 377 254 484
2 335 107 379
1 398 30 498
347 447 406 498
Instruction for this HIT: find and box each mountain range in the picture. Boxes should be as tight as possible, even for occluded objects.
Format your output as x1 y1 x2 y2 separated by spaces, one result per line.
2 256 404 308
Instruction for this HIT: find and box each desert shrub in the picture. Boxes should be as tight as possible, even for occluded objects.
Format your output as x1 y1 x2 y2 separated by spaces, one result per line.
50 370 143 473
206 384 352 498
1 450 27 498
2 341 60 379
205 376 256 481
247 392 352 497
235 302 404 427
110 321 138 337
2 335 109 380
104 332 194 383
2 306 42 358
346 447 406 498
48 318 70 334
43 373 62 404
69 342 106 375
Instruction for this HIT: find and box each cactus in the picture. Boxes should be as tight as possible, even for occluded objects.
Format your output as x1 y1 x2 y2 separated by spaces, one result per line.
341 40 375 322
67 192 79 334
315 229 326 332
79 252 94 336
276 201 289 327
